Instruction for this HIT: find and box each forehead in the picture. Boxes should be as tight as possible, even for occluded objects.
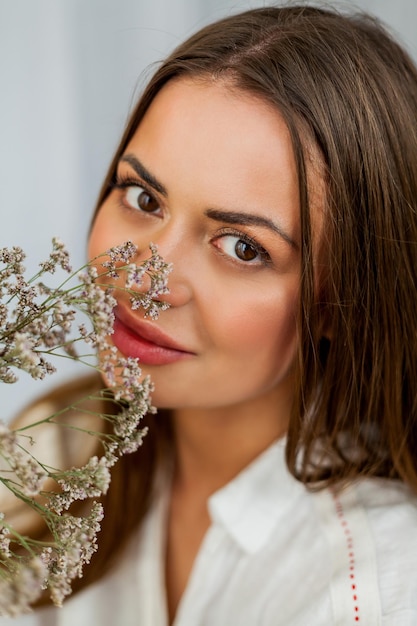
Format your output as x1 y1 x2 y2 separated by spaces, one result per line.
129 78 297 174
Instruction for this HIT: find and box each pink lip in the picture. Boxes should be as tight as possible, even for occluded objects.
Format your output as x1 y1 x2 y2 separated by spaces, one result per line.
111 307 194 365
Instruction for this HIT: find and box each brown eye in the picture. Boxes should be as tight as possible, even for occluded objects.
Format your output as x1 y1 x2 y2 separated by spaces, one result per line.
137 190 159 212
125 186 160 213
214 233 270 265
235 240 258 261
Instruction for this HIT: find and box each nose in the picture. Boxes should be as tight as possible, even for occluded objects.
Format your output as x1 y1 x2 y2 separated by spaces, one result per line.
129 224 194 309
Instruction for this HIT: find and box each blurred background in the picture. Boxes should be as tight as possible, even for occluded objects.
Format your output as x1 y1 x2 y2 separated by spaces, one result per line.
1 0 416 418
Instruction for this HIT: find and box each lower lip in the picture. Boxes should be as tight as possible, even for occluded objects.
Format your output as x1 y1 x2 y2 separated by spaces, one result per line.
111 317 192 365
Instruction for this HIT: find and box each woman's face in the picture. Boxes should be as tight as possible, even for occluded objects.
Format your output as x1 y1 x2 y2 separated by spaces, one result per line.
89 78 315 414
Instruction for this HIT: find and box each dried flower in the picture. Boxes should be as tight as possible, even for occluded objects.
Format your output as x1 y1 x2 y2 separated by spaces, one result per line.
0 237 171 615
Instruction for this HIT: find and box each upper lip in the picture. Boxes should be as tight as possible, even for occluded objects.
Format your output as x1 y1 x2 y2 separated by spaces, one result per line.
114 305 194 353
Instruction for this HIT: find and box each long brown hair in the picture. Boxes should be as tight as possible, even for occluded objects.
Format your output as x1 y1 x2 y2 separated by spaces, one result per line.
35 4 417 597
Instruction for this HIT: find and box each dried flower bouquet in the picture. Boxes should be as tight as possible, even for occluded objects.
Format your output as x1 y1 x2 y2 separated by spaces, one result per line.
0 238 171 615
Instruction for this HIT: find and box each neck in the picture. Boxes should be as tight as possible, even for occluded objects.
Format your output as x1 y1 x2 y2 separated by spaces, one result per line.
170 386 291 496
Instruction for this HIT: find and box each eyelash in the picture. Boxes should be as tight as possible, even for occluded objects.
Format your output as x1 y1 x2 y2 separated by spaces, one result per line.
111 175 159 211
111 173 146 189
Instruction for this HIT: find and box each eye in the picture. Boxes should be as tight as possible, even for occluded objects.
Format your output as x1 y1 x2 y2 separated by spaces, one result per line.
214 232 271 265
124 186 160 213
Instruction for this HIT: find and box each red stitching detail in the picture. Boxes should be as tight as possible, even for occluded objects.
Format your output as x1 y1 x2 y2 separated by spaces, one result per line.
332 490 360 622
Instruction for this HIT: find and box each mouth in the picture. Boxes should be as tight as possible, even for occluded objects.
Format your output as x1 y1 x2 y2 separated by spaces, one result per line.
111 306 194 365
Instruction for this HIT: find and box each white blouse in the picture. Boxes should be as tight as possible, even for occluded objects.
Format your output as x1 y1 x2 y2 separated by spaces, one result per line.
4 439 417 625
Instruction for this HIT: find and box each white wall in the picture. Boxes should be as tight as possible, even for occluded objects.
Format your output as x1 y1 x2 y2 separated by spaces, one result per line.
1 0 416 419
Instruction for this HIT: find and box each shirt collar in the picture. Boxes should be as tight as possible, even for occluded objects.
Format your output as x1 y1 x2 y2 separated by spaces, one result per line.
207 437 304 554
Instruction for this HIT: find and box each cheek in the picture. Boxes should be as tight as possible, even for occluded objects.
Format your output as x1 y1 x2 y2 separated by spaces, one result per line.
210 282 299 363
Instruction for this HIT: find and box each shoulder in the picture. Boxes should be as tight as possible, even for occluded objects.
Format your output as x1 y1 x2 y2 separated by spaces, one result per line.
312 477 417 624
356 478 417 623
0 375 103 534
9 373 103 465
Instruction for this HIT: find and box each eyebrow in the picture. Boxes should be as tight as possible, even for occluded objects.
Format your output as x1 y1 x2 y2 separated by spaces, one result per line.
120 154 168 196
205 209 298 249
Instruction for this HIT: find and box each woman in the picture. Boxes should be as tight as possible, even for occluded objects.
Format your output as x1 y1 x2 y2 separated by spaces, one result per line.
3 4 417 624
